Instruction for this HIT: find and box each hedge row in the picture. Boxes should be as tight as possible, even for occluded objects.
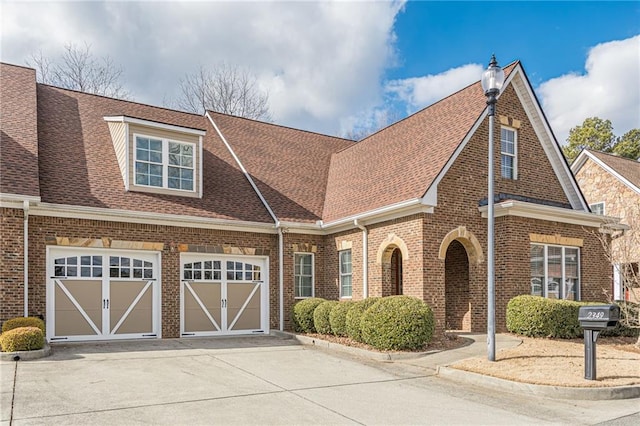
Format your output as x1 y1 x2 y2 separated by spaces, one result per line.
291 295 435 351
506 295 638 338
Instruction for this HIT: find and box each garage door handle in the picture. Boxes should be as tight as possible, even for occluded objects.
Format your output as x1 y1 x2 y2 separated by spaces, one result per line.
103 299 110 309
221 299 227 308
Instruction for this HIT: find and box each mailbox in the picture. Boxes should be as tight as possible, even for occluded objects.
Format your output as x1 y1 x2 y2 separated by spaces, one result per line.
578 305 620 380
578 305 620 330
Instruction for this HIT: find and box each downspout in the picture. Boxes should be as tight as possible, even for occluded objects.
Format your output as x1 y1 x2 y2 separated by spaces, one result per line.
23 200 29 317
354 219 368 299
206 112 284 332
277 223 284 331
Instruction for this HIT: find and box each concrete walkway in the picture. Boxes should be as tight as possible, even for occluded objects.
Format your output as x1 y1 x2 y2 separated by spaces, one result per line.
1 334 638 425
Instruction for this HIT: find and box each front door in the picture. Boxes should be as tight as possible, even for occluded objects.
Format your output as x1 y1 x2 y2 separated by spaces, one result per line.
180 255 268 336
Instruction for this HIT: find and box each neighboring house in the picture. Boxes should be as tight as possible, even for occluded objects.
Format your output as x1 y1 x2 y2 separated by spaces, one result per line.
572 150 640 302
1 61 611 343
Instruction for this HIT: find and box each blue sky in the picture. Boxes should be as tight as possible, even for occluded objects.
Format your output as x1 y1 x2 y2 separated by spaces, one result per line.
391 1 640 84
2 1 639 142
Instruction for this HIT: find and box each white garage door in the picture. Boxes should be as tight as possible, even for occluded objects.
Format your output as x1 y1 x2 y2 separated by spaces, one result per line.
180 254 268 336
47 248 161 342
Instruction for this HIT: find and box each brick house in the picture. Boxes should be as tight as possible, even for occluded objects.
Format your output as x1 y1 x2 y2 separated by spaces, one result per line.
1 60 611 343
572 150 640 302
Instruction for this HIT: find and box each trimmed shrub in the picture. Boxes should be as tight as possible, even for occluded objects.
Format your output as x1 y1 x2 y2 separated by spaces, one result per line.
507 296 639 339
313 301 338 335
291 298 326 333
0 327 45 352
602 301 640 337
345 297 380 342
329 301 353 337
507 295 589 339
2 316 45 334
360 296 435 351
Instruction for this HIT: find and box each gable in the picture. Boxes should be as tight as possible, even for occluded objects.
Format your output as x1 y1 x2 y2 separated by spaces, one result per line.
573 150 640 195
423 64 588 212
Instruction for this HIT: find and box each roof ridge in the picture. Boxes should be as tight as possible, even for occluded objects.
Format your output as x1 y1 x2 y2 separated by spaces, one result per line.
587 149 639 163
0 62 37 72
336 60 520 154
207 110 356 143
37 83 206 119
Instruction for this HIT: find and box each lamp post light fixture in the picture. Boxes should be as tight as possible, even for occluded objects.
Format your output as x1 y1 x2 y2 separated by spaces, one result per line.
481 54 505 362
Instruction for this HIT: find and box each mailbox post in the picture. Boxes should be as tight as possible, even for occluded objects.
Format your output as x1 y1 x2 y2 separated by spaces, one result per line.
577 305 620 380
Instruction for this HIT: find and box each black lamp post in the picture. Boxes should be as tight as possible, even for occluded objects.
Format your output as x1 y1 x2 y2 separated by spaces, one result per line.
481 54 505 362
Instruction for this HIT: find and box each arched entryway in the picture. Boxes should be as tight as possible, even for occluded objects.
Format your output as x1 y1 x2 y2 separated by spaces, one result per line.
377 234 409 297
444 240 470 331
438 226 483 332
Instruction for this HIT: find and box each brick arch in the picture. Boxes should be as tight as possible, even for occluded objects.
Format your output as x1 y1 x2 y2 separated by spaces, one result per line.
438 226 483 264
376 233 409 265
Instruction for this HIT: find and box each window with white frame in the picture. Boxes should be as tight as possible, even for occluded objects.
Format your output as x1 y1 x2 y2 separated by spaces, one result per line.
530 244 580 300
339 250 352 298
294 253 314 298
500 127 517 179
590 202 605 216
135 135 195 191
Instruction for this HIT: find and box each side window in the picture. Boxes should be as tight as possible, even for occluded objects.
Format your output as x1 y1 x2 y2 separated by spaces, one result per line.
294 253 314 298
500 127 517 179
339 250 352 298
589 202 605 216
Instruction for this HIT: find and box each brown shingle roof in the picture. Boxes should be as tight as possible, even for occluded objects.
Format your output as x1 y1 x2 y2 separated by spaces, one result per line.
588 149 640 191
209 112 354 223
0 63 40 197
35 85 274 223
322 64 516 222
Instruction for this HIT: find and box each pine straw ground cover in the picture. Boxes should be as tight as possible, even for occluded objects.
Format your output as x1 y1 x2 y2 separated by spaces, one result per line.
452 336 640 388
304 331 467 353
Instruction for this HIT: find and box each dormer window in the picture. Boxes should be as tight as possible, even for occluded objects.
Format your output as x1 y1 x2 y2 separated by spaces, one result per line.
135 135 194 191
104 116 205 198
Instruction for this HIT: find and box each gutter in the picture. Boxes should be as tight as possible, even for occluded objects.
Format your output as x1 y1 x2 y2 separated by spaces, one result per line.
319 198 431 229
354 219 368 299
277 224 284 331
23 200 29 317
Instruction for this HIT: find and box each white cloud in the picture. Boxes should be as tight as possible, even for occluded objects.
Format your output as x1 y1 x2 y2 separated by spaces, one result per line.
1 1 405 136
539 35 640 144
384 63 484 112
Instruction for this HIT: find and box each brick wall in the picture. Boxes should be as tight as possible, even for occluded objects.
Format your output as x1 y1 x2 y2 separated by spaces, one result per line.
0 208 26 322
22 215 278 337
418 83 608 333
282 232 325 330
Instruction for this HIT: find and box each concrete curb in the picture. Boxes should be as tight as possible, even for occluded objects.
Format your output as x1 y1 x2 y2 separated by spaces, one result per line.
279 331 456 361
437 366 640 400
0 344 52 361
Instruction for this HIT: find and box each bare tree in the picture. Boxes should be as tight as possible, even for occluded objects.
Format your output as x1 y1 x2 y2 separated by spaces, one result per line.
598 197 640 346
27 42 130 99
342 108 403 141
174 63 271 120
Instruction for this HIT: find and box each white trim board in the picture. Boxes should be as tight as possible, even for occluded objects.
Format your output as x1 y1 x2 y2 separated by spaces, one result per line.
572 150 640 196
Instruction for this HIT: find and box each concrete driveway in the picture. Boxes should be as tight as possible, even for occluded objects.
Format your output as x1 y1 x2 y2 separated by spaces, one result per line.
1 335 638 425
